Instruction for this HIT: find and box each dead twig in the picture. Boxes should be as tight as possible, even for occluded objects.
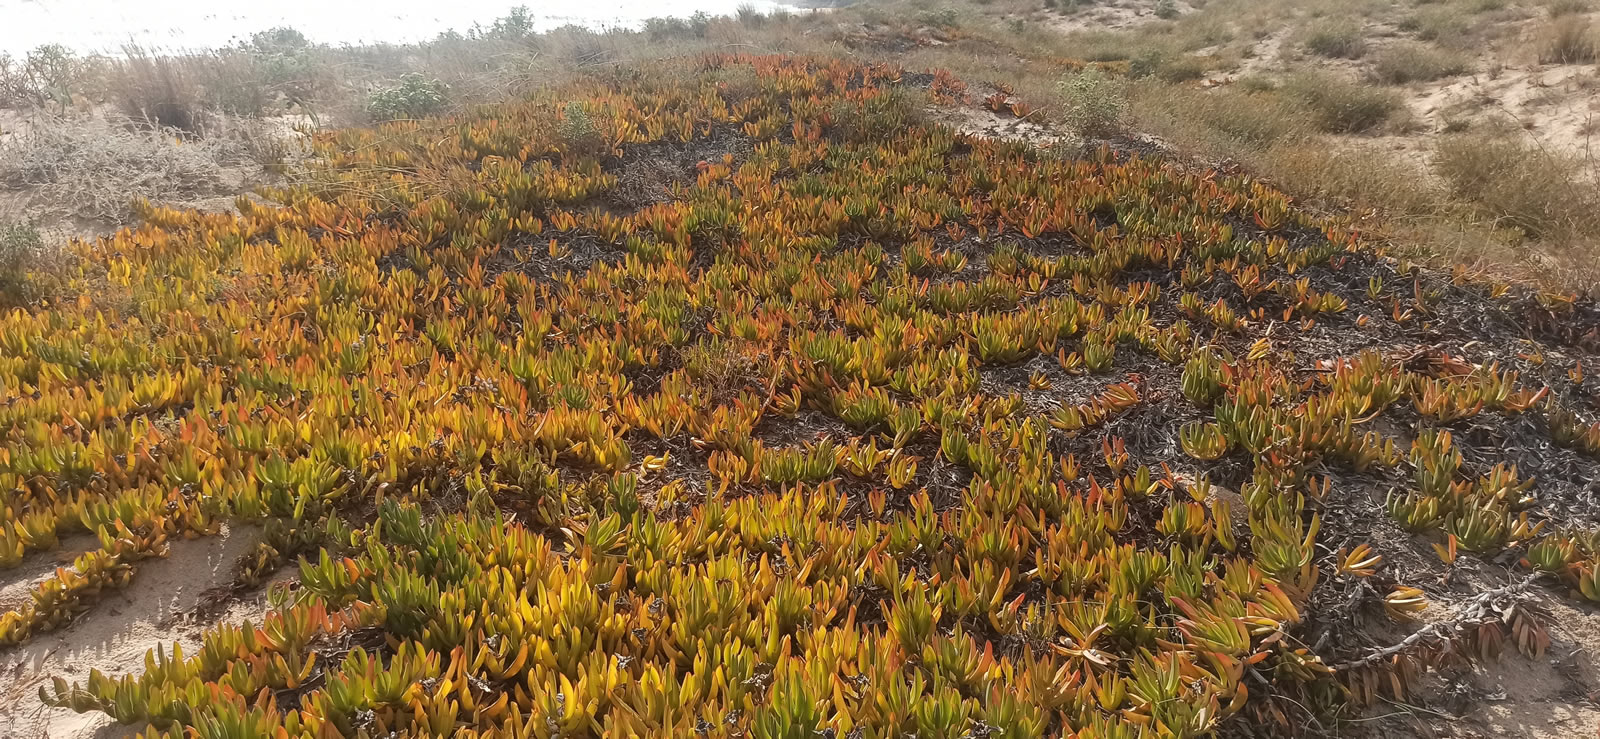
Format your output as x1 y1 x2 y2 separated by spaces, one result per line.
1331 574 1540 671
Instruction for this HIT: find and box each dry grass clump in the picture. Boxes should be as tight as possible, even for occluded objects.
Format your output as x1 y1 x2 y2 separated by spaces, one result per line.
0 114 284 222
1129 48 1213 82
1370 42 1470 83
1131 82 1306 149
107 45 205 130
1537 19 1598 64
1302 20 1368 59
1281 69 1406 133
1402 6 1474 47
1544 0 1592 16
200 28 327 116
1432 131 1598 240
1130 69 1454 221
1132 83 1440 216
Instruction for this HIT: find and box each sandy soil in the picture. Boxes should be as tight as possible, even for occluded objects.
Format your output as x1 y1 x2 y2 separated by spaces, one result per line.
927 102 1071 147
1399 585 1600 739
0 527 272 739
0 108 309 245
1229 28 1286 80
1199 8 1600 203
1409 63 1600 156
1047 0 1196 34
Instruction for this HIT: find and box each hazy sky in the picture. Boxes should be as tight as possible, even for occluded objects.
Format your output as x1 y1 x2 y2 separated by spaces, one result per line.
0 0 795 56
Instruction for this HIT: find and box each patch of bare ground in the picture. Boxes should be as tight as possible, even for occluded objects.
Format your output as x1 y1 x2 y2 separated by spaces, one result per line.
1227 28 1288 80
1451 601 1600 739
1047 0 1197 34
0 108 310 244
1293 493 1600 739
1410 64 1600 157
1344 574 1600 739
925 102 1071 147
0 526 278 739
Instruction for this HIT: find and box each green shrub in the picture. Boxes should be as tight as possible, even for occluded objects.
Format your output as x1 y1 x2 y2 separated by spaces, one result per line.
1371 42 1469 84
1155 0 1180 19
917 7 962 29
1129 48 1210 82
1129 48 1166 77
644 17 693 40
367 74 450 121
243 27 319 106
0 221 50 309
0 44 83 108
475 5 536 41
689 11 714 35
1302 21 1367 59
644 13 713 39
198 29 317 118
1282 70 1403 133
557 101 606 156
1059 65 1127 138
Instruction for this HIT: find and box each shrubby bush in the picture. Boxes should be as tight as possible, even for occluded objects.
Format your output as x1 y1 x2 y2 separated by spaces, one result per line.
1059 65 1126 138
0 221 50 309
367 74 450 121
1281 70 1403 133
1371 42 1469 84
1303 21 1366 59
0 45 88 109
557 101 606 155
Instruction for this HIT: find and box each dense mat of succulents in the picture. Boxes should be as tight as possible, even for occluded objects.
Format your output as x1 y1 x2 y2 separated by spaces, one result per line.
8 54 1600 737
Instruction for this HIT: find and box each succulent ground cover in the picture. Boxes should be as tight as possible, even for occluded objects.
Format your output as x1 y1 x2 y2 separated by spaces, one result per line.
6 54 1600 737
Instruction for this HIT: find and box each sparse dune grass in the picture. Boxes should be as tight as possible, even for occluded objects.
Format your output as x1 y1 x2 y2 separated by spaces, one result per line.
1538 18 1598 63
1302 20 1368 59
1281 69 1407 133
1370 41 1470 83
1433 130 1598 239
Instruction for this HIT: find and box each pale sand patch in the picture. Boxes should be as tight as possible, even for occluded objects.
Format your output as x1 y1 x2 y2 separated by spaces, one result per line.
0 526 270 739
1047 0 1196 35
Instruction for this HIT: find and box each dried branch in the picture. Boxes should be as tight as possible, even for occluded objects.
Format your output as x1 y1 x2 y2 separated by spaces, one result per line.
1332 574 1540 671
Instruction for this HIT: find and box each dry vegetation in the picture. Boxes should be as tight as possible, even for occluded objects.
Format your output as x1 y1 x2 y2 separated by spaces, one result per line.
8 51 1600 739
5 2 1600 738
2 0 1595 291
